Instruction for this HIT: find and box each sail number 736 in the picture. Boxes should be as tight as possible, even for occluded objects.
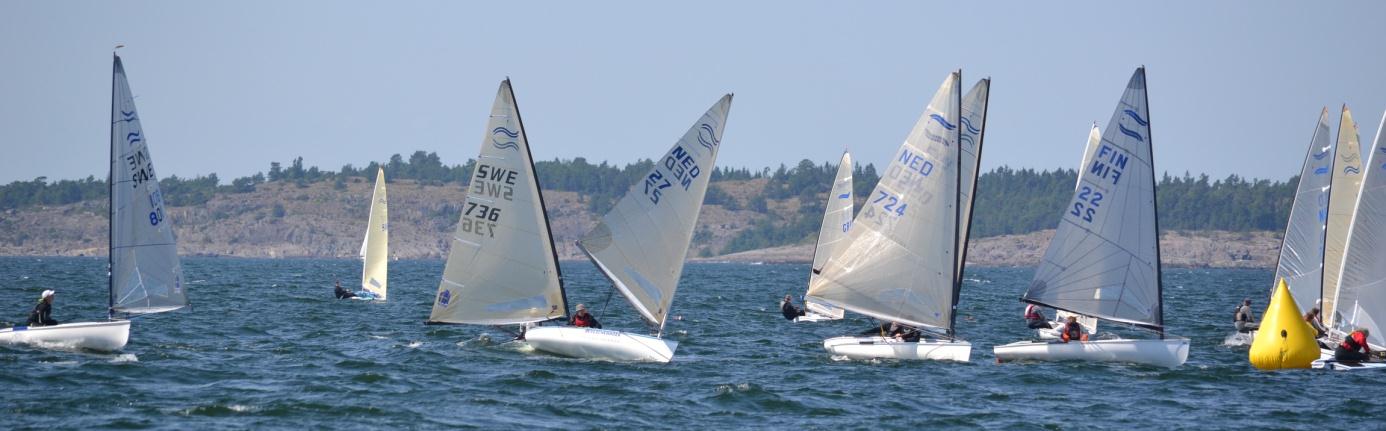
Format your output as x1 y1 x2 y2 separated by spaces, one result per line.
1069 185 1104 223
459 201 501 238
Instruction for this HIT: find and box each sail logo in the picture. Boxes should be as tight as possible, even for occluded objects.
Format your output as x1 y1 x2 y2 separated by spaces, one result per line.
960 116 981 134
838 192 850 199
491 127 520 151
1380 147 1386 169
437 289 452 306
127 132 143 146
119 110 138 123
697 123 720 151
1123 109 1148 126
1117 124 1143 142
1314 167 1329 175
1312 149 1330 160
929 114 957 130
1344 166 1361 175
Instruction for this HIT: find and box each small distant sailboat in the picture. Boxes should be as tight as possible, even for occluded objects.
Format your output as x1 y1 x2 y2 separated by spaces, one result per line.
0 51 188 351
525 94 734 363
1314 110 1386 371
806 71 974 362
356 167 388 300
427 80 569 333
796 151 854 323
993 67 1189 368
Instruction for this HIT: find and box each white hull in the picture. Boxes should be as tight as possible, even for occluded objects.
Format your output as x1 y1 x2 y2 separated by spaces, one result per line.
793 312 840 323
823 336 971 362
525 326 677 363
0 320 131 352
993 337 1189 368
1312 348 1386 371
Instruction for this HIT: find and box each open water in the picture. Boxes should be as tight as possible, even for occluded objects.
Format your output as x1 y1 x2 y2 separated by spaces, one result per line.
0 256 1380 429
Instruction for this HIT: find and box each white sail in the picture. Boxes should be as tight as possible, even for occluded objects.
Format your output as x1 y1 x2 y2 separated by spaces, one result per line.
806 71 962 332
1333 111 1386 345
578 95 733 330
360 167 388 299
1078 124 1100 190
1273 108 1334 310
429 80 566 325
957 78 989 280
1324 106 1364 326
1023 68 1162 329
109 54 187 316
805 152 854 320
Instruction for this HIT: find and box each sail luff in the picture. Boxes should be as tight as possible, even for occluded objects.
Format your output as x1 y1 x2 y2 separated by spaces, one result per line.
1271 108 1334 310
1324 105 1364 326
1143 68 1164 332
577 95 734 330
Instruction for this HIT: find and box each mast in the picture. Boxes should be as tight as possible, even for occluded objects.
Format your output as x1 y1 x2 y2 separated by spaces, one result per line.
947 70 963 337
108 51 118 320
1141 67 1165 337
508 78 569 321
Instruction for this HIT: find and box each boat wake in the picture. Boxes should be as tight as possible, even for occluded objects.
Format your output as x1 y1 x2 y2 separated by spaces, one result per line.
1222 332 1253 347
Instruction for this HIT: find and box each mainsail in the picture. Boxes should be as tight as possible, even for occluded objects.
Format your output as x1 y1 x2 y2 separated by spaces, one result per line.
360 167 388 299
956 78 989 283
109 54 187 316
1273 108 1334 311
1333 112 1386 346
577 95 733 330
1022 68 1162 329
1324 105 1363 326
429 80 566 325
806 71 962 332
805 151 855 319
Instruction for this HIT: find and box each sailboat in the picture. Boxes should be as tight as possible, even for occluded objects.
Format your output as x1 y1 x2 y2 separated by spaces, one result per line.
1314 109 1386 371
993 67 1189 368
355 167 388 300
0 50 188 351
1323 105 1365 330
1038 124 1102 340
427 80 569 335
525 94 733 363
796 151 854 322
806 71 974 361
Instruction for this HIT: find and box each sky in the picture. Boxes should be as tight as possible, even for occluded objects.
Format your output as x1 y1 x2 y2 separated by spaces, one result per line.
3 1 1385 184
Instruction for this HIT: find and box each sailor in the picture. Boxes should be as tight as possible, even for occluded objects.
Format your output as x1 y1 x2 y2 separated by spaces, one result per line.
1059 315 1087 343
887 322 921 342
334 280 355 299
26 290 58 327
569 304 601 329
781 294 806 320
1305 307 1327 339
1334 328 1373 362
1024 304 1051 329
1233 299 1258 333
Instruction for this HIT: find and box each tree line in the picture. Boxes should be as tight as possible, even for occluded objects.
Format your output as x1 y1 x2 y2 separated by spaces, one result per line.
1 152 1299 253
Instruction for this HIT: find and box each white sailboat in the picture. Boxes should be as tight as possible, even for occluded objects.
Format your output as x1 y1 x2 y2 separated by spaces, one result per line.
993 68 1189 368
0 51 188 351
355 167 388 300
427 80 569 332
806 71 973 362
1314 110 1386 371
525 94 733 363
1038 124 1103 340
796 151 854 322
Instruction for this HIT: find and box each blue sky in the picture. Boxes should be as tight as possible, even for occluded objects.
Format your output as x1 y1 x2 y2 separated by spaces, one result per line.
3 1 1385 184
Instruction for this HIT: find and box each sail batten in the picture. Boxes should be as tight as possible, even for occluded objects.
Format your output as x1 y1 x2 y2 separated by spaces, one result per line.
429 80 565 325
1022 68 1161 328
807 72 962 331
578 95 734 330
109 54 187 316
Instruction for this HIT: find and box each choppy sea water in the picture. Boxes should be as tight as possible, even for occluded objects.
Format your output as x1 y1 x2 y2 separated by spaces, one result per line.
0 256 1379 429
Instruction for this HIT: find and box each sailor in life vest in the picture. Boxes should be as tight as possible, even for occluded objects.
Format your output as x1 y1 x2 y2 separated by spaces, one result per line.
1335 328 1373 362
1059 315 1088 343
568 303 602 329
1024 304 1051 329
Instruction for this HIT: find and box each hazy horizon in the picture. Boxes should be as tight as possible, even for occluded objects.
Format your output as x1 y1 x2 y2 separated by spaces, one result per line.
3 1 1385 184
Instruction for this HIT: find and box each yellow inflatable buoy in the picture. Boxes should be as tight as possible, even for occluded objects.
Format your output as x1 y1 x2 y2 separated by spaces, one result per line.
1249 278 1319 370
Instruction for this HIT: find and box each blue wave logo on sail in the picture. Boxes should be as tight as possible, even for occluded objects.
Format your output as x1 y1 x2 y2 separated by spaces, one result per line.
120 110 138 123
126 132 142 145
837 192 850 199
1315 167 1329 175
1312 149 1330 160
1344 166 1361 175
697 123 719 150
929 114 957 130
1123 109 1148 126
960 133 975 148
1118 124 1143 142
960 117 981 134
491 127 520 151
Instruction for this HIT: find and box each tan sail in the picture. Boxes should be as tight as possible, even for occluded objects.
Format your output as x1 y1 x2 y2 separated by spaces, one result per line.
1325 105 1363 326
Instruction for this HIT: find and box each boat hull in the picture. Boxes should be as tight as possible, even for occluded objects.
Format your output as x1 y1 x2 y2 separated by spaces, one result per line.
793 312 840 323
0 320 131 352
525 326 677 363
823 336 971 362
993 337 1189 368
1311 348 1386 371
